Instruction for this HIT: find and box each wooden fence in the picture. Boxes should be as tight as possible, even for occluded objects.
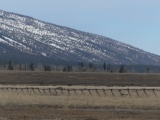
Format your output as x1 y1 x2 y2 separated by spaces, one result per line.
0 87 160 97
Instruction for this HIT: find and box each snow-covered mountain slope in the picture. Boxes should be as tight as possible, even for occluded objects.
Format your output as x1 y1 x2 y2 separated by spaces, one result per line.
0 9 160 65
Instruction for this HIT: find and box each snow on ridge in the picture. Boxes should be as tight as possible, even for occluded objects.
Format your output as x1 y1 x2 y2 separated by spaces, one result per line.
0 38 8 44
41 52 47 56
1 36 32 52
0 9 160 65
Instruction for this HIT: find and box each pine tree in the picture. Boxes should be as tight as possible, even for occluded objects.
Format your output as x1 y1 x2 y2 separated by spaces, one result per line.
103 62 106 71
146 67 150 73
67 65 72 72
44 65 51 71
119 64 125 73
29 62 34 71
63 67 67 72
8 60 13 70
78 62 84 72
89 63 93 69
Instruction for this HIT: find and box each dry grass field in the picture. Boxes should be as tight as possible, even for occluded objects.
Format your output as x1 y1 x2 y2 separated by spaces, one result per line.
0 88 160 120
0 71 160 119
0 85 159 120
0 71 160 86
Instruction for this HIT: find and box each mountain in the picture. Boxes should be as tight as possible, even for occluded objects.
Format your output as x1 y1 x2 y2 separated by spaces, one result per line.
0 9 160 65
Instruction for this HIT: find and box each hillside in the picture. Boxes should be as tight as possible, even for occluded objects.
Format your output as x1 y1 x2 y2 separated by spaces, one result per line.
0 9 160 65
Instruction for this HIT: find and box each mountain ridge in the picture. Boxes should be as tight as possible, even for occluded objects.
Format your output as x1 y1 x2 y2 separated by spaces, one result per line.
0 9 160 65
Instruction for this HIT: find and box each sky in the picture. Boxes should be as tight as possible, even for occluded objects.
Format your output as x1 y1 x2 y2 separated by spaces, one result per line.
1 0 160 55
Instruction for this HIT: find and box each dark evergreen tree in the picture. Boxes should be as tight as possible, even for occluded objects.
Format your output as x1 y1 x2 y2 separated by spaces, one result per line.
88 63 94 71
63 67 67 72
119 64 125 73
103 62 106 71
44 65 46 71
44 65 51 71
88 63 93 69
79 62 84 68
78 62 84 72
8 60 13 70
146 67 150 73
29 62 34 71
67 65 72 72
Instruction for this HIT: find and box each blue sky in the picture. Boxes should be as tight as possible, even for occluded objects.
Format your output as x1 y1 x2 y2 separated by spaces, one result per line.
1 0 160 55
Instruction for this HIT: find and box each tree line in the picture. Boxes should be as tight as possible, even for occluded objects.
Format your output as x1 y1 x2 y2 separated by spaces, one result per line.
0 60 159 73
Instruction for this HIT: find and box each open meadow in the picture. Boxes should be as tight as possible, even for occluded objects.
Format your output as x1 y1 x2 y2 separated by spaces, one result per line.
0 71 160 119
0 71 160 86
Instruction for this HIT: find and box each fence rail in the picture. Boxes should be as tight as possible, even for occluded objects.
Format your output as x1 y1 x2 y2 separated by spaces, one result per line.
0 87 160 97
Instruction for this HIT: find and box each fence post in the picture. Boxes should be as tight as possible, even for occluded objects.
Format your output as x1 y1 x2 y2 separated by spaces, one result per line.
26 88 31 95
152 89 157 97
80 89 84 95
21 88 24 93
110 89 115 96
88 89 92 96
135 90 140 97
103 89 106 96
119 89 122 96
73 89 78 95
96 89 100 96
127 89 131 97
68 89 70 96
143 89 148 97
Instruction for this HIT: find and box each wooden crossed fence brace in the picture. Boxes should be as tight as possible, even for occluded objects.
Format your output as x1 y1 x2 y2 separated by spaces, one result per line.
110 89 115 96
0 87 159 98
143 89 148 97
152 89 157 97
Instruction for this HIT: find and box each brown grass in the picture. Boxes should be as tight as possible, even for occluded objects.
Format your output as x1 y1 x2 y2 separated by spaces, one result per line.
0 71 160 86
0 85 160 119
0 88 160 110
0 71 160 119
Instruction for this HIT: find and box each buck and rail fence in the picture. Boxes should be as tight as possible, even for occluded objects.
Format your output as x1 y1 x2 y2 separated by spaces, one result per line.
0 86 160 97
